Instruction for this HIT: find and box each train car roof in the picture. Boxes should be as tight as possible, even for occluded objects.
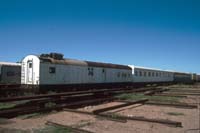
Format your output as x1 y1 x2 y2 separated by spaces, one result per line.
0 62 21 66
128 65 173 72
39 56 131 70
168 70 192 74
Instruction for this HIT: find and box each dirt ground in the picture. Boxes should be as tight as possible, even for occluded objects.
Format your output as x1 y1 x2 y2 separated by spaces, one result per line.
0 85 200 133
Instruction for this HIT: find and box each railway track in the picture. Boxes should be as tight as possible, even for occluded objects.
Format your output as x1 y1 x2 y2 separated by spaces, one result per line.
2 83 200 130
0 86 164 118
0 84 195 122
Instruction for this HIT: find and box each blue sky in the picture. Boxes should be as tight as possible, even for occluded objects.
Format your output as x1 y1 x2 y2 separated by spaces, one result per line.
0 0 200 73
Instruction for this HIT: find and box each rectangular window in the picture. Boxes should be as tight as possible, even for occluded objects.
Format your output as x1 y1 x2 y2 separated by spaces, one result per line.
152 72 154 77
102 69 105 73
156 72 158 77
88 67 94 76
148 72 151 77
29 63 32 68
144 71 146 77
49 67 56 74
135 71 138 76
139 71 142 76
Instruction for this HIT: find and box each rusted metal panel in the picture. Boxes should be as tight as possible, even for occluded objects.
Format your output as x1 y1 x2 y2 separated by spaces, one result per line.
39 53 131 70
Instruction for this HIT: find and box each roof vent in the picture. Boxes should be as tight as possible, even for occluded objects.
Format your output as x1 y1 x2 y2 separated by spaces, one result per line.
49 53 64 60
40 53 64 60
40 54 50 58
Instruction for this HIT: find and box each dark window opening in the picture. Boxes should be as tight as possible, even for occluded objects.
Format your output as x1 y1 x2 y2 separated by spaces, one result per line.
49 67 56 74
135 71 138 76
102 69 105 73
144 72 146 77
152 72 154 77
139 71 142 76
148 72 151 77
29 63 32 68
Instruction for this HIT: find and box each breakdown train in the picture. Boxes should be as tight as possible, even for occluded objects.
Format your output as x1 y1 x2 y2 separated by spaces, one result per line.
0 53 200 90
21 53 132 90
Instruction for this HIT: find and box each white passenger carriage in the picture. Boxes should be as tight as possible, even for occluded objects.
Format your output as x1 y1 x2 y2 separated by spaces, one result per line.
128 65 174 83
173 71 193 83
21 53 132 89
0 62 21 84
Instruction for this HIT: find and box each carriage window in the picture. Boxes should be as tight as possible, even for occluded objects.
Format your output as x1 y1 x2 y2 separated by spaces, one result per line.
159 72 161 77
135 71 138 76
29 63 32 68
152 72 154 77
139 71 142 76
124 74 127 77
156 72 158 77
144 72 146 77
49 67 56 74
148 72 151 77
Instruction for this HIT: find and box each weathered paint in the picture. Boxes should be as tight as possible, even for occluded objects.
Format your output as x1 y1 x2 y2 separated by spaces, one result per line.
22 54 132 85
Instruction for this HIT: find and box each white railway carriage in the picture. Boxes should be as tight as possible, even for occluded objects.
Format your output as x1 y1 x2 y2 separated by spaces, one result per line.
173 72 193 83
21 53 132 87
128 65 174 83
0 62 21 84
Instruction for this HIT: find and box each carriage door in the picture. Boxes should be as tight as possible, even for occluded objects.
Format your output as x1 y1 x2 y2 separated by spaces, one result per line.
27 60 33 84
